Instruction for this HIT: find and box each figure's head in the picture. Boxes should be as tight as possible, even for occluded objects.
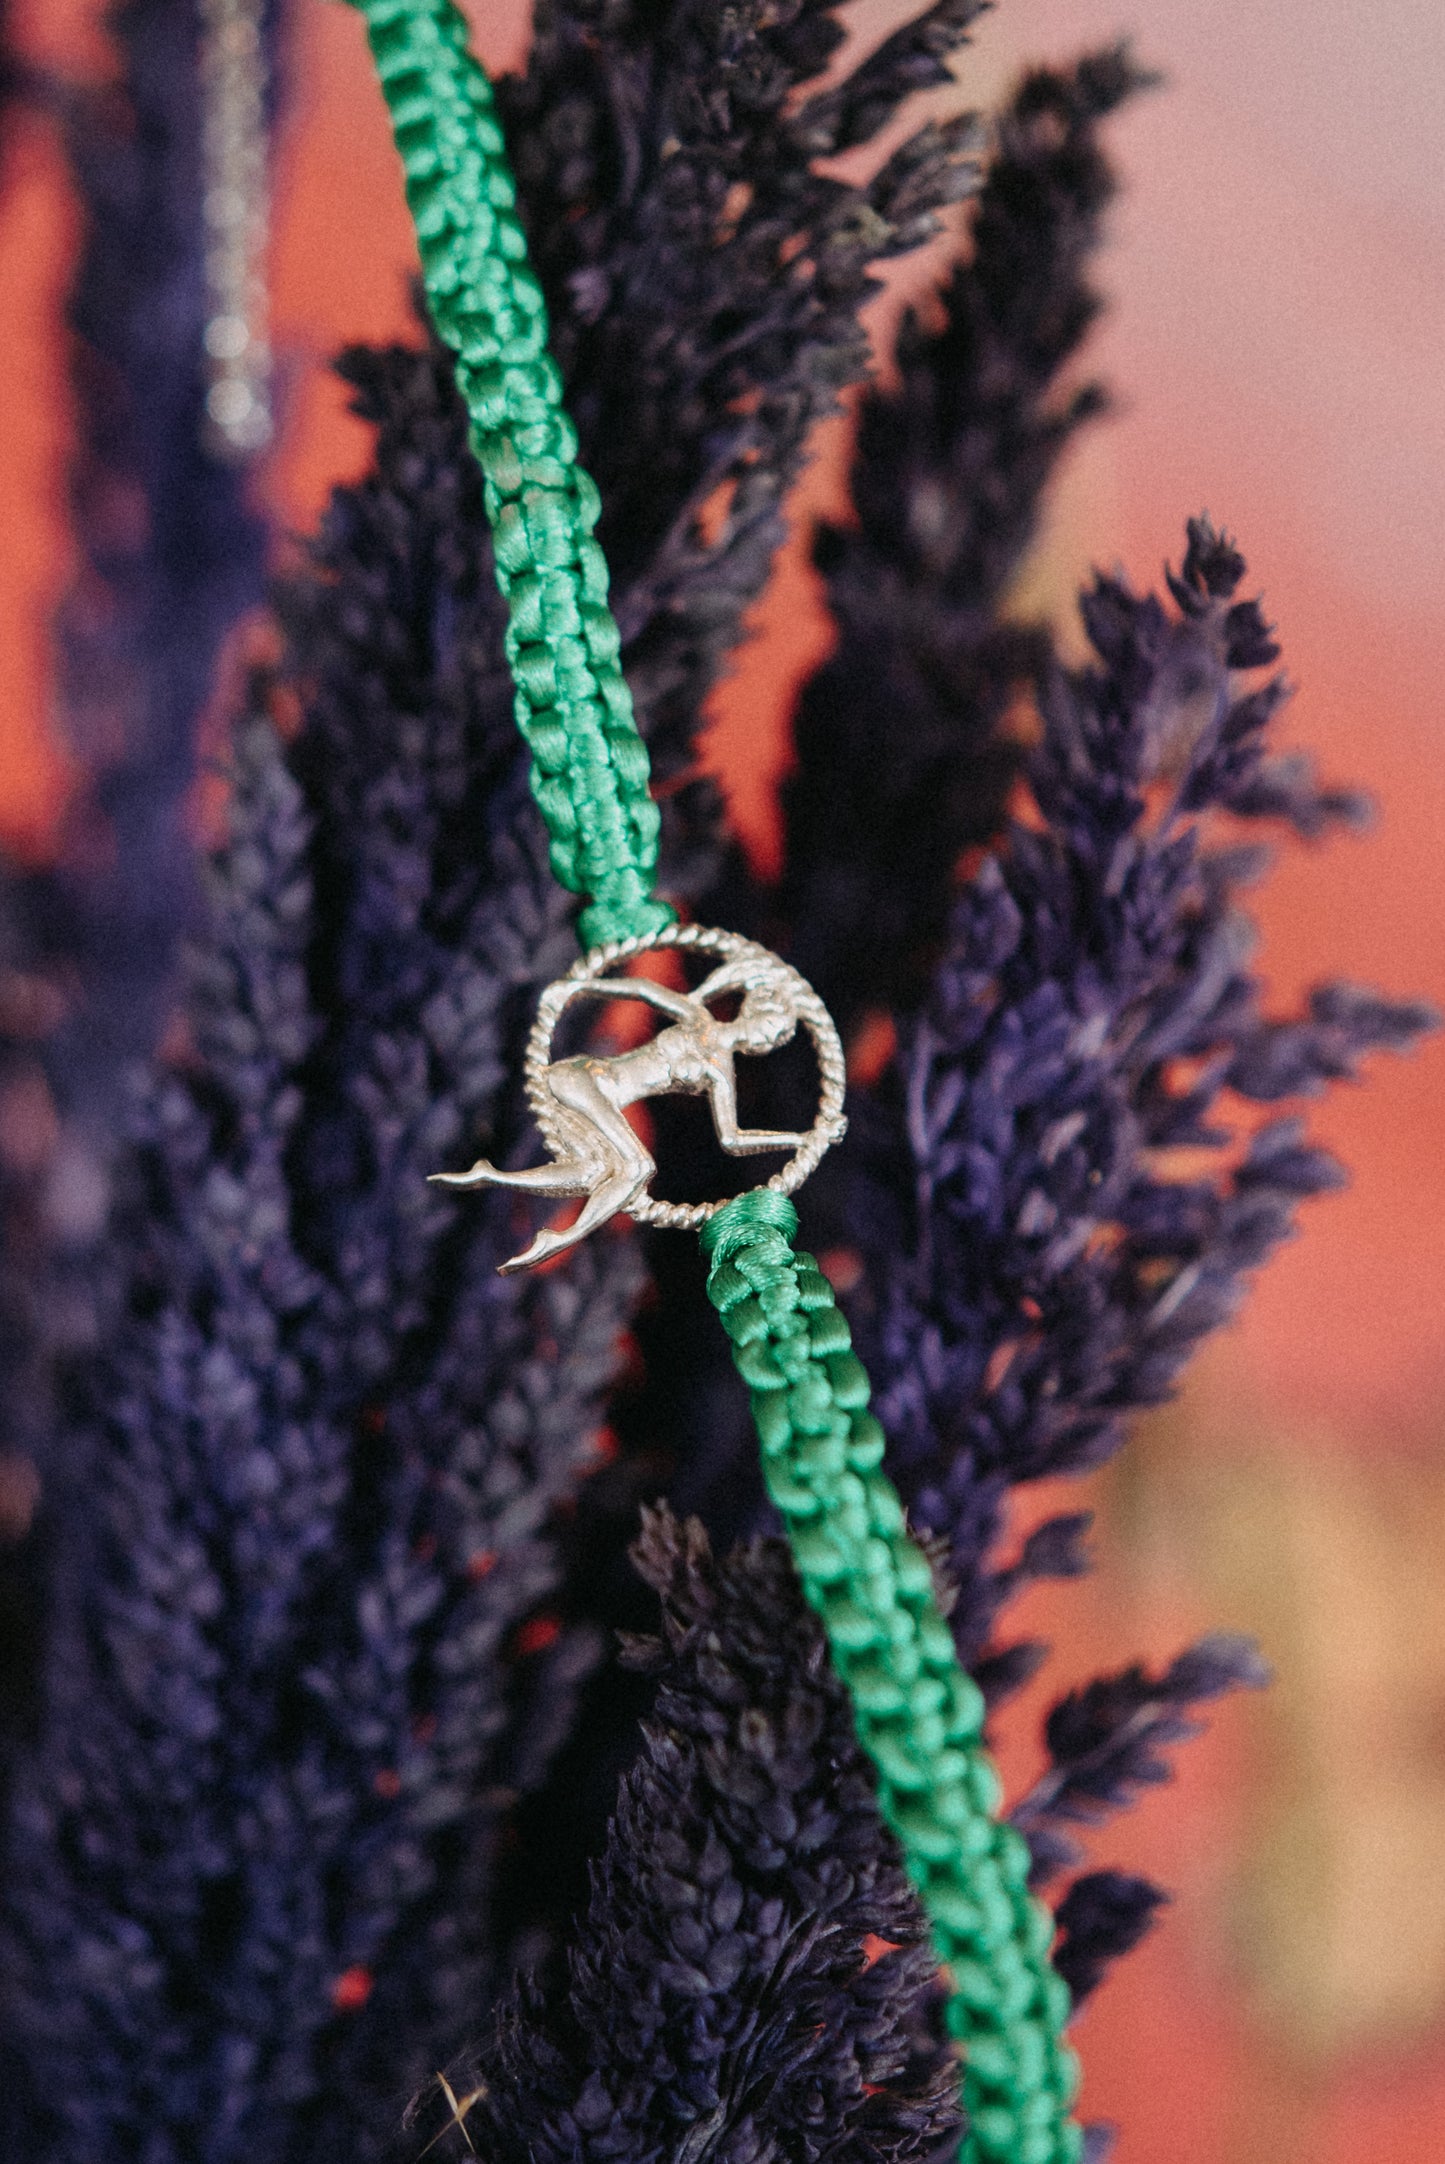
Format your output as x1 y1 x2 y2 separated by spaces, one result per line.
735 978 799 1053
698 960 799 1054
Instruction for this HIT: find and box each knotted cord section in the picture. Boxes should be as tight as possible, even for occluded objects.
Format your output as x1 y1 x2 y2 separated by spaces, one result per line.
703 1191 1084 2164
345 0 673 951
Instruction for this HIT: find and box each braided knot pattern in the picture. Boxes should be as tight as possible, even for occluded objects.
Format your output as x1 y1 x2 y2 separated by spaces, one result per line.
702 1192 1083 2164
348 0 673 950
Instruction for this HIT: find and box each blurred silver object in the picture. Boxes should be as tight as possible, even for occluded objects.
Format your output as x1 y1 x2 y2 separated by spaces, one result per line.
199 0 272 459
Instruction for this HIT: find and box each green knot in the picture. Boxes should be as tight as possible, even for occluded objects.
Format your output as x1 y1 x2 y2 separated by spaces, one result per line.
578 888 676 954
700 1190 799 1264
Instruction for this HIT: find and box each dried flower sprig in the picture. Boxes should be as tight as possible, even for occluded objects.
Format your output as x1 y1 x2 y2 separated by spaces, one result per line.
451 1504 961 2164
1011 1635 1273 1890
0 344 646 2158
0 0 279 1874
499 0 987 880
782 47 1155 1033
846 520 1434 1673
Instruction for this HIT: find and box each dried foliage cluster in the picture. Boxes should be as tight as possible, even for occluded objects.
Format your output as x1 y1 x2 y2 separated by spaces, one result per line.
0 4 1429 2162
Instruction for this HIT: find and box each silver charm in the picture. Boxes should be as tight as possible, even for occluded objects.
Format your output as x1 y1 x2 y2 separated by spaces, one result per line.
432 925 847 1273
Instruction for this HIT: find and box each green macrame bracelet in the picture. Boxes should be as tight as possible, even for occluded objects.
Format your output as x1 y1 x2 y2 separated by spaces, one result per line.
348 0 671 950
702 1192 1081 2164
345 3 1084 2157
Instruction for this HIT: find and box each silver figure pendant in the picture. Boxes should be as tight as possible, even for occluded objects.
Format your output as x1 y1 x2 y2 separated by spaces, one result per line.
431 925 847 1273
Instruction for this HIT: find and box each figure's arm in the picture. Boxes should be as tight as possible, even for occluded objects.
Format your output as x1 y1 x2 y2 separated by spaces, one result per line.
570 977 699 1023
707 1062 809 1156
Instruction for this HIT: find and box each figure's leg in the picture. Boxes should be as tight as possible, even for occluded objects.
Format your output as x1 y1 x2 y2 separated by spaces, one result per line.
497 1169 646 1274
495 1063 654 1273
432 1064 611 1198
429 1158 590 1197
706 1065 808 1155
722 1126 810 1155
550 1063 653 1178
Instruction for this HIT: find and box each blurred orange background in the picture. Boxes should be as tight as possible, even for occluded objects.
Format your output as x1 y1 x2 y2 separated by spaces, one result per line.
1 3 1443 2159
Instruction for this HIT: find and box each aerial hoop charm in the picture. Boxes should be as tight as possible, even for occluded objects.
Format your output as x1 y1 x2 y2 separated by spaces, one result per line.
431 925 847 1273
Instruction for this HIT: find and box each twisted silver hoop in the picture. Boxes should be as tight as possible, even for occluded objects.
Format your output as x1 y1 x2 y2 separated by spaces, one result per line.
524 925 847 1231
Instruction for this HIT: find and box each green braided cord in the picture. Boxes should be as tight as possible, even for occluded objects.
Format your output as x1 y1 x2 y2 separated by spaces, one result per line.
344 0 673 951
702 1192 1084 2164
347 5 1082 2152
